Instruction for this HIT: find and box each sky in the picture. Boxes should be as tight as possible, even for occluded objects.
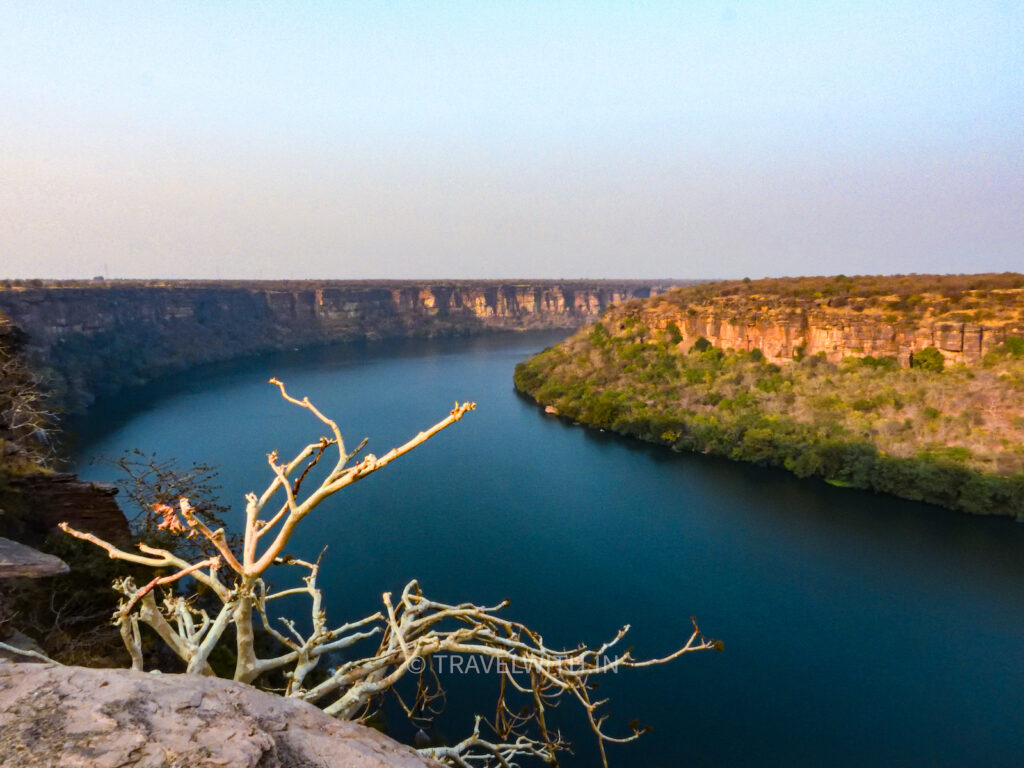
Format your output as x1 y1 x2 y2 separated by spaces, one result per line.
1 1 1021 280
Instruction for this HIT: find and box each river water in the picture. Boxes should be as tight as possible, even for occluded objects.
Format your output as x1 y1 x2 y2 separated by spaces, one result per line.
67 331 1024 767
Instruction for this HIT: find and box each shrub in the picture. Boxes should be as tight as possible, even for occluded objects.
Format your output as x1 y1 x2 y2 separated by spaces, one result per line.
690 336 712 353
588 322 610 346
665 321 683 345
1000 336 1024 358
859 355 898 370
911 347 945 372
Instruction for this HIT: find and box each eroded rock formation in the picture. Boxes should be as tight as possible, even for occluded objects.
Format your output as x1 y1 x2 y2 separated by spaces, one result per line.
8 473 129 544
0 538 68 579
617 278 1024 367
0 280 673 409
0 660 442 768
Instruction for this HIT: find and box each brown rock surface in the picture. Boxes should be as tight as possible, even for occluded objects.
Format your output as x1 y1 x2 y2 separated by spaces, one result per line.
0 660 443 768
620 279 1024 367
0 537 68 579
9 473 130 543
0 279 678 410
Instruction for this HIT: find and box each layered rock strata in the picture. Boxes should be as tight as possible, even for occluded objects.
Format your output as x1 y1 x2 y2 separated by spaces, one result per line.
622 284 1024 367
8 473 129 544
0 280 672 409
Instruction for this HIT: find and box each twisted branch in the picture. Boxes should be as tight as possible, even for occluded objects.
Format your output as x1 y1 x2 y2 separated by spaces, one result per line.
60 380 715 767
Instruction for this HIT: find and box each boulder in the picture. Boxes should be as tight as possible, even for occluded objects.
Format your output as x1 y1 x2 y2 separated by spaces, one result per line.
9 473 130 543
0 537 69 579
0 660 443 768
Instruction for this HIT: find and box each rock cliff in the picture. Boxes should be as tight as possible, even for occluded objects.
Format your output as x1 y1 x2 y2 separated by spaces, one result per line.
0 538 68 579
0 310 131 615
7 473 129 544
514 273 1024 517
620 274 1024 367
0 279 673 410
0 660 442 768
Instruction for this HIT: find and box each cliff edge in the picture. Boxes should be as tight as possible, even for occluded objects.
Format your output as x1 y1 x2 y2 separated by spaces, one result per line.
0 660 442 768
623 273 1024 367
515 274 1024 516
0 279 675 410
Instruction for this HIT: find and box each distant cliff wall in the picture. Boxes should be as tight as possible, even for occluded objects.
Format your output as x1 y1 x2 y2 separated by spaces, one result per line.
649 307 1022 367
0 280 672 410
621 281 1024 367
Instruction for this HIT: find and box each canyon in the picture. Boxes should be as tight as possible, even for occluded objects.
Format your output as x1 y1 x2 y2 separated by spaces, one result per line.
514 274 1024 516
0 279 672 410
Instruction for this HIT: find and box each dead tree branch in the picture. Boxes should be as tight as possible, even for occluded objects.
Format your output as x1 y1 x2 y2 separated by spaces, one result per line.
63 380 715 766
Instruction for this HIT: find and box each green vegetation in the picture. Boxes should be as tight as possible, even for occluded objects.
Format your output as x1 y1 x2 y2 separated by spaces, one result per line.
911 346 945 372
614 274 1024 341
515 320 1024 517
655 272 1024 319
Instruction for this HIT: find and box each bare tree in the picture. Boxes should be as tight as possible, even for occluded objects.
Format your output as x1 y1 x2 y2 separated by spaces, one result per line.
106 448 235 563
63 379 716 767
0 349 55 467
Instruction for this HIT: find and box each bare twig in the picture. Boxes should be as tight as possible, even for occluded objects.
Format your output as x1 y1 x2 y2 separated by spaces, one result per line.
0 640 64 665
61 380 714 767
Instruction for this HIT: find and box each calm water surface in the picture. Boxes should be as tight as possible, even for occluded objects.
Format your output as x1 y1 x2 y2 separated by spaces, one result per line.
68 332 1024 767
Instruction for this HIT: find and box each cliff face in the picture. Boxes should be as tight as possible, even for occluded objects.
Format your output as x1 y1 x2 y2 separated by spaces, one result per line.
514 274 1024 517
7 473 129 544
621 277 1024 367
654 307 1021 367
0 280 672 410
0 310 130 546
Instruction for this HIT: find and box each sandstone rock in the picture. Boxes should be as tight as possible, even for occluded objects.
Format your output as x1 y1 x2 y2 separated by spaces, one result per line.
9 473 130 543
0 537 69 579
0 280 677 411
636 293 1024 368
0 660 443 768
0 631 46 663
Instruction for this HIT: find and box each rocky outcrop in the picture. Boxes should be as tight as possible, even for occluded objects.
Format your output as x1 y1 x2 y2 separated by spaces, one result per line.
2 311 130 552
0 538 68 579
654 309 1023 366
0 280 674 409
8 473 129 544
618 277 1024 367
0 660 442 768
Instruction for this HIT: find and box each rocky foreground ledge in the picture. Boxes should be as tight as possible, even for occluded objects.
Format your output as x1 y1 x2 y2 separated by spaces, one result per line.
0 660 441 768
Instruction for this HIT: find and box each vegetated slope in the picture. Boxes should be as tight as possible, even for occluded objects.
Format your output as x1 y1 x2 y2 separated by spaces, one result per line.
514 274 1024 517
597 273 1024 367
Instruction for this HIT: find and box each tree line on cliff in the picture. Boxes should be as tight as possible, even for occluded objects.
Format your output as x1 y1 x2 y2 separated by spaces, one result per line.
514 311 1024 518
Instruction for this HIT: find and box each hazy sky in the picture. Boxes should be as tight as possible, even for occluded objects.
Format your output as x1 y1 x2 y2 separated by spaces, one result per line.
1 2 1021 280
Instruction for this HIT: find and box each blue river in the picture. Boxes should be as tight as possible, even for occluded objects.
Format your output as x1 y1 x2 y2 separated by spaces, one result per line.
68 331 1024 767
